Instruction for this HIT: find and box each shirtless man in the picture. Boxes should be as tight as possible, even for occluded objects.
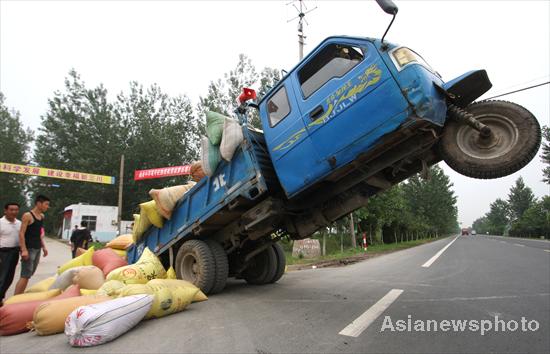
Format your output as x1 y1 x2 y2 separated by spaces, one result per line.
13 195 50 295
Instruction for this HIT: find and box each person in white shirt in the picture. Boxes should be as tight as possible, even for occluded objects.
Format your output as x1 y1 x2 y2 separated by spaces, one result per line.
0 202 21 304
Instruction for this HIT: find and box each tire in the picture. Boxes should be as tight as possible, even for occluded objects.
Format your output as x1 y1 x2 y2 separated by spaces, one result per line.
175 240 216 294
439 100 541 179
269 243 286 284
205 240 229 294
243 245 277 285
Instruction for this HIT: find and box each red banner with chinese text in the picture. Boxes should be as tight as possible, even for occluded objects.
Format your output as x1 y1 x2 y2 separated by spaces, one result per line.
134 165 192 181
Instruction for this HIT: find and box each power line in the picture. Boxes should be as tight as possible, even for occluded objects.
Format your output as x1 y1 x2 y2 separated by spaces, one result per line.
483 81 550 100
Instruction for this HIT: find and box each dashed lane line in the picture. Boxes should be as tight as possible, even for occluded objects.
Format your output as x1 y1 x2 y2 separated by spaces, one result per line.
421 235 460 268
339 289 404 337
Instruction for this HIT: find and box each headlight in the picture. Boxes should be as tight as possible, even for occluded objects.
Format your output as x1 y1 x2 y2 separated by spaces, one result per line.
392 47 417 67
391 47 434 72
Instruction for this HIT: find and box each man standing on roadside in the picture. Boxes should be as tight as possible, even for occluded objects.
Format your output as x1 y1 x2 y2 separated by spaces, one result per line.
14 195 50 295
70 221 92 258
0 202 21 305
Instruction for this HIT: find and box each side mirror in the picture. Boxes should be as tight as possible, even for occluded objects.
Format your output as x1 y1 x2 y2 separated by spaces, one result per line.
376 0 398 15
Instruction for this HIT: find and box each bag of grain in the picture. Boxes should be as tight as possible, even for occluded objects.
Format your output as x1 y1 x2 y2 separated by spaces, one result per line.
149 182 196 219
72 266 105 290
0 285 81 336
206 111 226 145
57 247 95 274
50 266 96 290
220 117 243 161
190 161 206 182
31 295 111 336
96 280 125 296
147 279 208 303
201 136 221 177
92 248 128 276
106 234 134 250
140 200 164 228
25 276 57 293
132 214 151 242
65 294 153 347
106 248 166 284
3 289 61 305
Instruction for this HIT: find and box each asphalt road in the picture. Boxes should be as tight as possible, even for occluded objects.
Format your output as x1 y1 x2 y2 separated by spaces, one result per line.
1 235 549 353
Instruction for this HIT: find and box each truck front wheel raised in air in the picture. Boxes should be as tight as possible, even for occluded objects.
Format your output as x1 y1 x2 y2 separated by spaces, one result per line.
439 100 541 179
243 245 277 285
175 240 216 294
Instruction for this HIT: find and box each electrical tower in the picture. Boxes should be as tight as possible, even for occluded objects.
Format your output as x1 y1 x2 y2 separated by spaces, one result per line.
287 0 317 60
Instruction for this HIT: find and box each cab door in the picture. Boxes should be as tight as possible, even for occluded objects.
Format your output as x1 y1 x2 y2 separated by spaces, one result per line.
294 39 401 171
261 81 326 198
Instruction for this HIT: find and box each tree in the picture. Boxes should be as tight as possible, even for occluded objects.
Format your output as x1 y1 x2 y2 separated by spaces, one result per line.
33 70 202 232
485 198 509 235
542 126 550 184
0 92 33 209
507 176 535 221
115 82 201 219
198 55 281 129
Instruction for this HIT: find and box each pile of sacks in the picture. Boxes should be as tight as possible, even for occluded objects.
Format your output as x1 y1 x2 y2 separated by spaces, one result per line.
0 245 207 347
201 111 244 176
131 111 242 243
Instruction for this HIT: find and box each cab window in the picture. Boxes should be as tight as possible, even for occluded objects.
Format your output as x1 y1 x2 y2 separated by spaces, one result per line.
299 44 364 98
267 86 291 127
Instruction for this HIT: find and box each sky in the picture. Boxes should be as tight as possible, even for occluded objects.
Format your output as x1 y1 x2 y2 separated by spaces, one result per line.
1 0 549 227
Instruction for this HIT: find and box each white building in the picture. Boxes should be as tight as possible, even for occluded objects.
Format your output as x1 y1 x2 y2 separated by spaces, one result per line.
61 204 127 243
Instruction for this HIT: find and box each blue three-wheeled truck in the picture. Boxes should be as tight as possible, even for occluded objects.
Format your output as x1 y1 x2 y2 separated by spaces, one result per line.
128 0 541 294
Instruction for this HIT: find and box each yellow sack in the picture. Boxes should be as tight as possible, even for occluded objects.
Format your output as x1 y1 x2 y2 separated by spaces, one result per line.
133 214 151 242
57 247 95 274
117 284 153 297
145 284 198 319
106 234 134 250
140 200 164 228
4 289 61 305
111 248 127 258
166 267 177 279
96 280 126 296
149 183 195 220
106 248 167 284
147 279 208 303
31 295 111 335
80 289 98 296
25 276 57 293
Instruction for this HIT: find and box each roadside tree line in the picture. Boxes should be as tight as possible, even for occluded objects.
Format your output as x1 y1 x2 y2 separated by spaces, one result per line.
472 177 550 239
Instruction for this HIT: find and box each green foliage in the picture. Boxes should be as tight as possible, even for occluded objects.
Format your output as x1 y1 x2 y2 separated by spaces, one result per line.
32 70 201 232
198 54 280 130
353 166 458 244
507 176 535 221
0 92 33 210
485 198 509 235
542 126 549 184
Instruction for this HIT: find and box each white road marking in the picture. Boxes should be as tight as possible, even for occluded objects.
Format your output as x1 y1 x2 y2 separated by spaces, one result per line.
421 235 460 268
514 243 525 247
339 289 404 337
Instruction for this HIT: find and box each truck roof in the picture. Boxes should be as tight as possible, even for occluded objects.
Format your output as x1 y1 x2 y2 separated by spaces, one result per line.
259 35 378 104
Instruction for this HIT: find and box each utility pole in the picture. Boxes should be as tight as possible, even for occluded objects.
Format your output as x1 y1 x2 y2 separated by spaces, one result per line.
117 154 124 235
287 0 317 60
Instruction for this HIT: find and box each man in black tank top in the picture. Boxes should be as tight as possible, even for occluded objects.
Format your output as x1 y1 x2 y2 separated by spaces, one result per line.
14 195 50 295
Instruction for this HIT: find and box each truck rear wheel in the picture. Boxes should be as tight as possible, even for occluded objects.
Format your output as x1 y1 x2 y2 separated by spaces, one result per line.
439 100 541 179
175 240 216 294
243 245 277 285
205 240 229 294
270 243 286 284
